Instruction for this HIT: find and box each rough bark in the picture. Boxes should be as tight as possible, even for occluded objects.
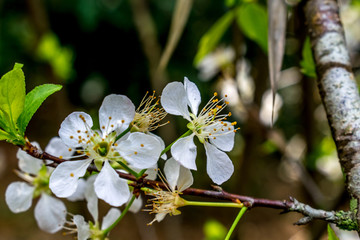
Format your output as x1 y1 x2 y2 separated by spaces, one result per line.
305 0 360 227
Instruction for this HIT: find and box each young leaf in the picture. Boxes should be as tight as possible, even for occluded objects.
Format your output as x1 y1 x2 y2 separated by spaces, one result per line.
327 224 339 240
236 3 268 53
0 63 26 126
0 128 12 141
17 84 62 134
194 10 236 65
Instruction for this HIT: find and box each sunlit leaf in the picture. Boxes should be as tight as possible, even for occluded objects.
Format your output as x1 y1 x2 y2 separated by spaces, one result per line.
17 84 62 134
36 33 74 81
0 128 11 141
327 224 339 240
236 3 268 53
300 37 316 78
0 63 26 126
194 10 236 65
204 219 227 240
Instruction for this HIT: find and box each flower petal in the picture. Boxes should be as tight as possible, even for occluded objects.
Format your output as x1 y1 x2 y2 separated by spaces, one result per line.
67 178 86 202
101 208 121 230
45 137 75 159
184 77 201 116
73 215 91 240
161 82 190 120
149 133 167 160
99 94 135 136
17 142 43 174
171 135 197 170
204 142 234 185
59 112 93 148
84 175 98 222
34 194 66 233
128 195 143 213
94 161 130 207
177 164 194 192
49 159 92 198
5 182 34 213
117 132 162 169
164 157 180 191
206 122 235 152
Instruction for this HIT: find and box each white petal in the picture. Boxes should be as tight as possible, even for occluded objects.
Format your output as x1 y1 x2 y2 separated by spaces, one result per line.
128 195 143 213
204 142 234 185
49 159 92 198
184 77 201 116
101 208 121 230
117 132 162 169
164 158 180 191
67 178 86 202
99 94 135 136
177 164 193 192
94 161 130 207
84 175 98 222
161 82 191 120
171 135 197 170
17 142 43 174
149 133 167 160
5 182 34 213
149 212 167 225
35 194 66 233
206 122 235 152
45 137 75 158
73 215 91 240
59 112 93 148
144 164 158 180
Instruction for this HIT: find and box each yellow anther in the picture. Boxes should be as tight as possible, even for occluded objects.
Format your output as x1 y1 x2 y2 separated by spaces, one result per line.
70 173 74 177
141 144 144 147
214 92 218 96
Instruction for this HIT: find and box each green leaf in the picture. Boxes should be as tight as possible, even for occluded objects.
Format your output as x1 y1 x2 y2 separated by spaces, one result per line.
0 63 26 126
300 37 317 78
194 10 236 65
17 84 62 134
327 224 339 240
0 128 12 141
236 3 268 53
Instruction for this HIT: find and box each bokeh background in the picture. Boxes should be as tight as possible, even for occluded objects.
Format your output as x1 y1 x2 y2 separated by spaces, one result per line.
1 0 360 239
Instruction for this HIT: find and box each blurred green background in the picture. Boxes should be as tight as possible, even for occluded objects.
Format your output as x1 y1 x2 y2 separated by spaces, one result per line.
1 0 360 239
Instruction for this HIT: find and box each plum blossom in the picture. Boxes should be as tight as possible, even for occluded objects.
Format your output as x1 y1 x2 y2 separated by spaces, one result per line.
146 158 193 224
161 77 237 184
49 94 163 207
5 139 69 233
65 175 121 240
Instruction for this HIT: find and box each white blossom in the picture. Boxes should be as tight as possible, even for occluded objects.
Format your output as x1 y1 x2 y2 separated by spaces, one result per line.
50 94 163 207
161 77 237 184
5 141 67 233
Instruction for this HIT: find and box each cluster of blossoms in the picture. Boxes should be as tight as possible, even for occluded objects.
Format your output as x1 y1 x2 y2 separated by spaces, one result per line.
5 78 238 239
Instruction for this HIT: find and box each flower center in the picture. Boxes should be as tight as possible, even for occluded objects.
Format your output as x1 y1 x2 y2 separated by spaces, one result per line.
95 141 109 157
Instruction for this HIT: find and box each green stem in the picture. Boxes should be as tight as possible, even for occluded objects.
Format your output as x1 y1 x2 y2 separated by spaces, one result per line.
184 200 244 209
102 195 136 236
115 127 131 142
161 129 192 156
137 169 147 179
224 207 248 240
117 161 139 177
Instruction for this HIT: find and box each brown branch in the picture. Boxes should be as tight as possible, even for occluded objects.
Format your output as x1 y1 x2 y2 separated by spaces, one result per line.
305 0 360 230
20 141 358 229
